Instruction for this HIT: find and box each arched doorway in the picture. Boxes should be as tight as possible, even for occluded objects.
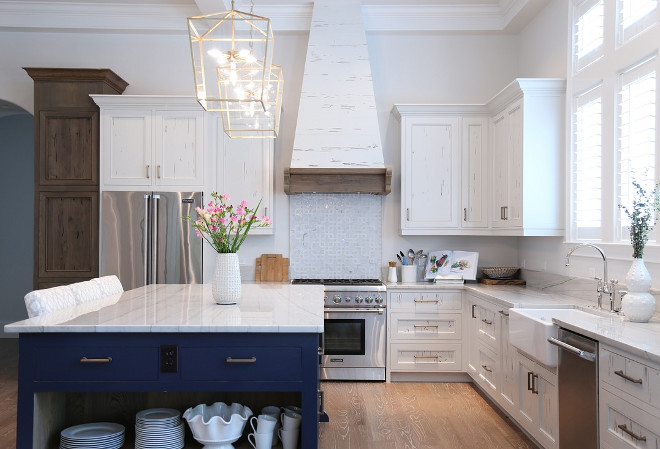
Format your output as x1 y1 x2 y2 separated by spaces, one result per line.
0 99 34 327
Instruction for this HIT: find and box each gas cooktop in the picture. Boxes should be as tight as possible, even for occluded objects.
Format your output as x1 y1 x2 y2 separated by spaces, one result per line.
291 278 383 286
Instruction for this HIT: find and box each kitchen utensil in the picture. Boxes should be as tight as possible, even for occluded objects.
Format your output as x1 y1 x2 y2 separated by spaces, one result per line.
408 249 416 263
415 249 424 259
396 254 403 264
399 251 408 265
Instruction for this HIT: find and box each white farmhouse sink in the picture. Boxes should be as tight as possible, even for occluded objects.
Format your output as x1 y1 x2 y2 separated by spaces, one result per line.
508 307 598 367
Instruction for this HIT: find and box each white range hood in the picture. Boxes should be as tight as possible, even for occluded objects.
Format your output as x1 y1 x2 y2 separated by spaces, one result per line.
284 0 391 195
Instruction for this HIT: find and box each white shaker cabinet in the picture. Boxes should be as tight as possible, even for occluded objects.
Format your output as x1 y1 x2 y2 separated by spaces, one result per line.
93 96 205 191
393 105 489 235
516 353 559 449
487 79 565 235
216 130 274 235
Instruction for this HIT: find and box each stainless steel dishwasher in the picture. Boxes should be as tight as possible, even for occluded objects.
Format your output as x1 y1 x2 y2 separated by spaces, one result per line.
548 328 599 449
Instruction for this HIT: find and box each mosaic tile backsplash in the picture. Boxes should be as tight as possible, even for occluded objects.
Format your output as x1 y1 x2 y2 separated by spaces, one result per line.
289 193 383 279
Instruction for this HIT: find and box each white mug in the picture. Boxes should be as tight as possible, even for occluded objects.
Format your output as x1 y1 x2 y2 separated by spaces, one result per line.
281 410 302 429
261 406 281 420
283 405 302 415
278 427 299 449
248 431 273 449
250 414 278 434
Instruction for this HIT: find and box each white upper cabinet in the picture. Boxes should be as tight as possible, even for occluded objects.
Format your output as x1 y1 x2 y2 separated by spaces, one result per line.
394 105 488 235
93 96 205 191
214 117 274 235
487 79 565 235
461 117 489 229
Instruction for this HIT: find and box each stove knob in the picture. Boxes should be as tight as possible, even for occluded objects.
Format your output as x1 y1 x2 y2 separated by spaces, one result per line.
365 296 373 304
355 295 364 304
375 295 384 304
344 295 352 303
333 295 341 304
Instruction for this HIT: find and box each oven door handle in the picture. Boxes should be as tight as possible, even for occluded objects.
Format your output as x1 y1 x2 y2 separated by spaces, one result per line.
325 308 385 314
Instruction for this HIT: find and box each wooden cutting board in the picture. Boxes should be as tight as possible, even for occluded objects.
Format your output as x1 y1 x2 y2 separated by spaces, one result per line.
255 254 289 282
478 278 526 285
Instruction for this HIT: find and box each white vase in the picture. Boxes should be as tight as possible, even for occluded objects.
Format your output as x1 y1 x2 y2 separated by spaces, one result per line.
212 253 242 305
622 258 656 323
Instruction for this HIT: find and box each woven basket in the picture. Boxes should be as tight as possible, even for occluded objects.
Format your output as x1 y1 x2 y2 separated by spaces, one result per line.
481 266 519 279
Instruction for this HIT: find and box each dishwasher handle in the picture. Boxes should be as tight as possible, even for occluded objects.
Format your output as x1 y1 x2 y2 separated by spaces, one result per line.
548 336 597 362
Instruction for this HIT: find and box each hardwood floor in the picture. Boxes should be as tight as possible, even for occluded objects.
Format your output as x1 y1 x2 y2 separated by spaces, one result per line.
0 338 538 449
319 381 538 449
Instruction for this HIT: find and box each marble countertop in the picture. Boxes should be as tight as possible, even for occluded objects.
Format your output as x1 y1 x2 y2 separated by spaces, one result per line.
387 280 660 365
4 283 325 334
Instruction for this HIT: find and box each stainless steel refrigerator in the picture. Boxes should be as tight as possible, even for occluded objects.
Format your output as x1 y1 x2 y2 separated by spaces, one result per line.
100 191 203 291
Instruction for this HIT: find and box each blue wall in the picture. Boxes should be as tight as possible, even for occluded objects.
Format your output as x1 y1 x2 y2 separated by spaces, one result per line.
0 112 33 329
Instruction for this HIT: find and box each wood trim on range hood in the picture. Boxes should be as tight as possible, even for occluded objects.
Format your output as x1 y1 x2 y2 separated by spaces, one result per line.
284 167 392 195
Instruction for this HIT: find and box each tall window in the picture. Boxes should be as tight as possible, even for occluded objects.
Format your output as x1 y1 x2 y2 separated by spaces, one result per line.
573 85 603 240
570 0 659 246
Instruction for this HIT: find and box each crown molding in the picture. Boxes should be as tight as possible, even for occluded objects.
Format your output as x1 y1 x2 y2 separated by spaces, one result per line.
0 0 549 34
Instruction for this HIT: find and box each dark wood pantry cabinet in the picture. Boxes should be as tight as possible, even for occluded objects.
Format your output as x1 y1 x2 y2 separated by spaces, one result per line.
25 68 128 289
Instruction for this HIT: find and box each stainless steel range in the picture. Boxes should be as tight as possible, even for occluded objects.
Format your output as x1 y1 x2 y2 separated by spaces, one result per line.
292 279 386 381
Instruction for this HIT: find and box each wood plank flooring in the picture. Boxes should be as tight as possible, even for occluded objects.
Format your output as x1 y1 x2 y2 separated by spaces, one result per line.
0 338 538 449
319 381 538 449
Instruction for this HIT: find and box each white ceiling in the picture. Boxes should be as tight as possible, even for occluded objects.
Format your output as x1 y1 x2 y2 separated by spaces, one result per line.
0 0 550 33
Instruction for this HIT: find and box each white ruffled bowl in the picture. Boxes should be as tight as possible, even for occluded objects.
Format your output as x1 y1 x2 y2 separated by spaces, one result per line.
183 402 253 449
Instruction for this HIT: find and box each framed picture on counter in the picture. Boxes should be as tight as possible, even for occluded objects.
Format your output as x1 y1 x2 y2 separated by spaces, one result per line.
425 250 479 280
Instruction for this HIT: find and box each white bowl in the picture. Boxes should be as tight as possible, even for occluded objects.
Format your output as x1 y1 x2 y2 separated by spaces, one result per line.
183 402 253 449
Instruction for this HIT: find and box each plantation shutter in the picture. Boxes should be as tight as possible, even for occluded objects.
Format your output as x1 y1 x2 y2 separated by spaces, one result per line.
618 0 658 45
573 85 604 240
617 54 657 241
575 0 604 72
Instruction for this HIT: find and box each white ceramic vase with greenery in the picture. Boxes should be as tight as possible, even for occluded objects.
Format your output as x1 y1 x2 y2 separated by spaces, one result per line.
185 192 271 305
619 180 658 322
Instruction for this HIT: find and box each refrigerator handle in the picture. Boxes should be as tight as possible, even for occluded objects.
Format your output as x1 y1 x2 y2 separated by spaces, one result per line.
152 194 160 284
143 194 150 286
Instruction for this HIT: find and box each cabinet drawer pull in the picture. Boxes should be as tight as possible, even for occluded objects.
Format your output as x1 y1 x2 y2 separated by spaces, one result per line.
614 370 643 384
226 357 257 364
471 304 477 318
157 165 161 179
481 364 492 373
499 310 509 317
146 164 150 178
532 373 539 394
500 206 505 220
527 371 533 391
413 324 439 328
463 208 467 221
414 299 439 303
618 424 647 442
481 318 493 325
414 355 438 359
80 357 112 363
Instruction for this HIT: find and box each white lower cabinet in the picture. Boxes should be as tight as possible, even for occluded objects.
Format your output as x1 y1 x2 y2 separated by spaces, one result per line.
387 289 463 379
516 353 558 449
599 345 660 449
497 308 517 415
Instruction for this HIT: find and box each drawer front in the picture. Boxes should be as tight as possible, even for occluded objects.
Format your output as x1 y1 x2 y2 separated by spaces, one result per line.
476 306 498 350
181 346 302 381
600 349 659 407
35 345 159 381
476 345 498 393
390 313 462 340
390 291 462 312
390 342 462 372
600 387 660 449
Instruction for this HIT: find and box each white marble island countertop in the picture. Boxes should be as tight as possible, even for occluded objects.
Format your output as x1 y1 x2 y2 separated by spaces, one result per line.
4 283 324 334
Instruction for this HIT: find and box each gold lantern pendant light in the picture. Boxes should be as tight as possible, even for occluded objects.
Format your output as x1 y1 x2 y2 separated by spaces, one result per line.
222 63 283 138
188 1 274 114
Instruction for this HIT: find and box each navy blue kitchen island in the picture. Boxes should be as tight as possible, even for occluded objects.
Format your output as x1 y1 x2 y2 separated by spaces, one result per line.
5 283 325 449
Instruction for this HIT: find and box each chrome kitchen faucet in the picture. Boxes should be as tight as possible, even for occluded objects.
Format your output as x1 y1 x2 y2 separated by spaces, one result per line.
565 243 619 312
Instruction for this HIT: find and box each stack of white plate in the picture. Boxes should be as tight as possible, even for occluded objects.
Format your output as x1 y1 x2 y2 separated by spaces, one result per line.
135 408 185 449
60 422 124 449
